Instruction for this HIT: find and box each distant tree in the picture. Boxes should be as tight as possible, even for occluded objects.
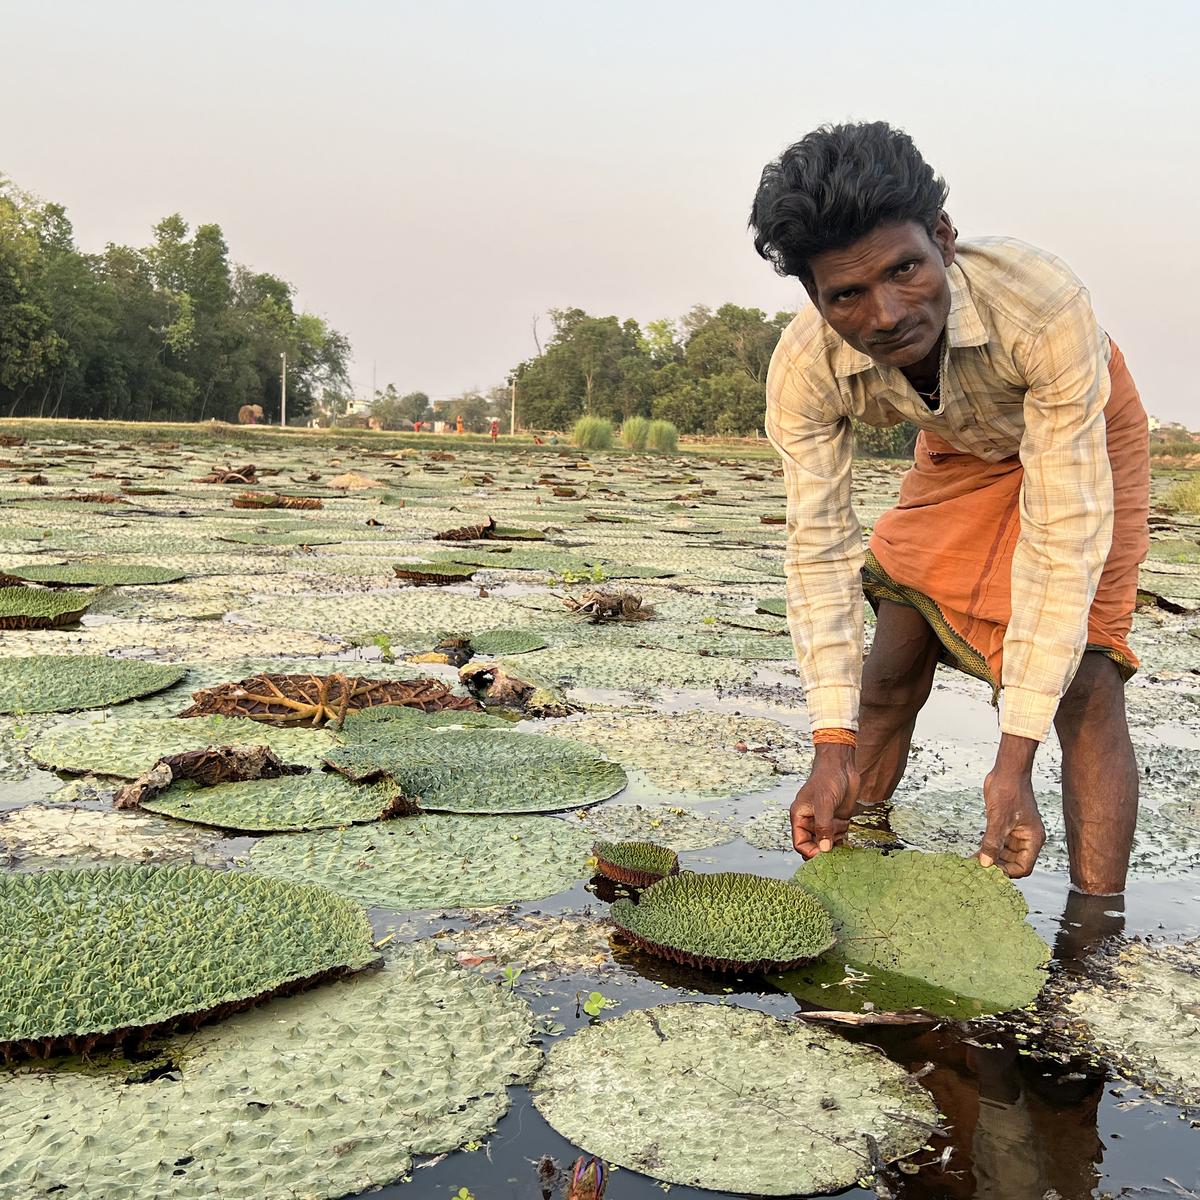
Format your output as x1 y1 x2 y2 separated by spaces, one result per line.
372 386 430 428
0 175 352 423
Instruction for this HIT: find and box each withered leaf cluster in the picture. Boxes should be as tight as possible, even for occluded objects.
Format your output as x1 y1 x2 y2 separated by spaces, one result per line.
179 672 482 727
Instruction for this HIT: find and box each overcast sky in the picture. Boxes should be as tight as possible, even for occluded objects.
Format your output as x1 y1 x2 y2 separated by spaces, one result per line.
4 0 1197 422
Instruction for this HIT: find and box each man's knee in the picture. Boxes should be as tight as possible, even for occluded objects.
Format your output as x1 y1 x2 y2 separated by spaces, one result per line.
861 656 937 712
1055 653 1126 730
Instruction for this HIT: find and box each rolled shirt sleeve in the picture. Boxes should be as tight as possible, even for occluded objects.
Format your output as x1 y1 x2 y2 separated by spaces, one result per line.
1000 289 1114 741
765 350 865 731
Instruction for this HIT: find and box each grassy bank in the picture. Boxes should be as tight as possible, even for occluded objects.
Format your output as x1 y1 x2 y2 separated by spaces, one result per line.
0 417 785 461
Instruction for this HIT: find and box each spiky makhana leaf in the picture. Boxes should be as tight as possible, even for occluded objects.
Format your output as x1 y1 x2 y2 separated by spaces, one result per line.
532 1002 938 1194
0 865 377 1054
0 656 186 714
611 871 835 972
250 814 593 909
0 943 539 1199
784 849 1049 1014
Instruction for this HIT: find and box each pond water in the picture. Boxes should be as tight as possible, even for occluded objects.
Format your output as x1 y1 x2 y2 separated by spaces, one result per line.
356 679 1200 1200
0 433 1196 1200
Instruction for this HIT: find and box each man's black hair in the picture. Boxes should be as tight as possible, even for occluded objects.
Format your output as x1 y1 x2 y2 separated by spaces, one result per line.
749 121 949 284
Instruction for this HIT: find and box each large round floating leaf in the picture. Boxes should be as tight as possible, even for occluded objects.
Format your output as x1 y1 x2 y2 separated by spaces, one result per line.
1065 939 1200 1107
4 563 184 586
337 704 511 738
219 529 346 546
0 656 186 714
0 586 92 630
611 871 835 973
786 849 1050 1014
469 628 549 656
532 1002 939 1195
30 715 333 778
0 942 539 1199
323 727 626 813
0 865 378 1058
250 814 593 909
141 771 407 833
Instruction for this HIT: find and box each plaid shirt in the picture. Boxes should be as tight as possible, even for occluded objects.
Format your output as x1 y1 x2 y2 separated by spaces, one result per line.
765 237 1115 743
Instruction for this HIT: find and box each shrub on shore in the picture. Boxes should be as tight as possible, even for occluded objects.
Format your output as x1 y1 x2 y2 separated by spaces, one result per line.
646 420 678 453
620 416 651 451
573 417 614 451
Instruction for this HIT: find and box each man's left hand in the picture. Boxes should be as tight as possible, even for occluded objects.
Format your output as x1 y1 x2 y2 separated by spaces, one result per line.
977 734 1045 878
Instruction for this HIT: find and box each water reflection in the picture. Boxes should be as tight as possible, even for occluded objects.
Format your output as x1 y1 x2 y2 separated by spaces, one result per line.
887 889 1123 1200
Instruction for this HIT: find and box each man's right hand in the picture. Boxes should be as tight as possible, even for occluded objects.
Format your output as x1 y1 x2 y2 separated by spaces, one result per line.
790 743 861 858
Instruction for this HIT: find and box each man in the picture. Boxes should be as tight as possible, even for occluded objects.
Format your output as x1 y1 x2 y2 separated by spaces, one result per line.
750 122 1149 895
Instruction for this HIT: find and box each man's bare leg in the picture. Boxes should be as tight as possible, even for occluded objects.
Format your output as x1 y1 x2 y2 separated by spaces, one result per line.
856 600 942 805
1053 653 1139 895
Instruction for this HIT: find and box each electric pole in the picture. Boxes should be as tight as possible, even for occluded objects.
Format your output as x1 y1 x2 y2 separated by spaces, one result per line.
510 374 517 435
280 352 287 428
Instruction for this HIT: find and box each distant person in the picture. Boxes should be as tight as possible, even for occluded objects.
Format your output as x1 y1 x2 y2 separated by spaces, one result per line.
413 419 422 434
750 121 1149 895
455 414 464 434
490 417 499 442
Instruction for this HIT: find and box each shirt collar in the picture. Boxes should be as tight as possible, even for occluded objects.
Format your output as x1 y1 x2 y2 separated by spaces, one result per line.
832 260 989 378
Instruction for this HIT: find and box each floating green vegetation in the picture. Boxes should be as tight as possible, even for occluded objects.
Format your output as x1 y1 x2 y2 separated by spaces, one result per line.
4 563 184 586
0 656 186 715
468 628 550 656
250 814 593 910
0 804 219 868
0 865 377 1058
218 529 346 546
0 586 92 630
611 871 835 973
337 704 510 739
392 560 478 585
141 771 408 833
30 715 333 778
434 912 617 981
0 942 539 1198
593 840 680 888
499 645 754 692
574 803 737 851
1065 939 1200 1107
324 727 627 814
543 710 809 796
532 1003 939 1195
889 787 1200 877
755 597 788 617
785 849 1049 1014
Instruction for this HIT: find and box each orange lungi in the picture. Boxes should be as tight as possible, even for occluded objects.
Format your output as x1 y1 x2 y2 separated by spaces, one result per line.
863 341 1150 692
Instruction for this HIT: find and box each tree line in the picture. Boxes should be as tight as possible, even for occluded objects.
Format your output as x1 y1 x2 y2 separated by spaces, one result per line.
1 173 914 451
0 177 350 423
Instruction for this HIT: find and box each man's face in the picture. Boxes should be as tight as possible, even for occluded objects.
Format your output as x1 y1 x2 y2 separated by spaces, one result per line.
804 213 956 370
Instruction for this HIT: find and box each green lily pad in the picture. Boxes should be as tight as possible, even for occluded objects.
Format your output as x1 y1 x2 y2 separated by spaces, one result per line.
323 727 626 814
0 587 92 630
469 628 550 656
0 942 539 1198
0 656 186 714
141 771 406 833
755 597 787 617
532 1002 939 1194
250 814 593 910
786 849 1049 1014
611 871 835 973
0 864 377 1056
4 563 184 586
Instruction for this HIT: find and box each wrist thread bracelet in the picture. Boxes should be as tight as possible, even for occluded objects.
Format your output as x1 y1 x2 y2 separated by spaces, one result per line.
812 728 857 748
